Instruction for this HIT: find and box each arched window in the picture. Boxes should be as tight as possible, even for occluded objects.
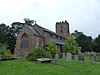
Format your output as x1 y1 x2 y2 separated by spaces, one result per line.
21 33 29 48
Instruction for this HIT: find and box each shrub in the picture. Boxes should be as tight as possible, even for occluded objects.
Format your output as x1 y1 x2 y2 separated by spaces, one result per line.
0 43 12 58
26 46 51 61
47 41 57 58
63 35 78 55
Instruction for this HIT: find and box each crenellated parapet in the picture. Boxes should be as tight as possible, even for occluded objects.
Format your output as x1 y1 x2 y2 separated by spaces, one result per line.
56 20 69 25
56 20 70 38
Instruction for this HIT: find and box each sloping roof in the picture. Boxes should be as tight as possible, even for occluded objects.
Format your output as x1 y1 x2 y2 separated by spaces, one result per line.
28 24 65 40
49 38 64 45
43 26 65 39
33 24 56 34
43 28 56 35
28 25 41 36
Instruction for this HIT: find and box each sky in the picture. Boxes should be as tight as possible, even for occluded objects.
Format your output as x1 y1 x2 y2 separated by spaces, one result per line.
0 0 100 38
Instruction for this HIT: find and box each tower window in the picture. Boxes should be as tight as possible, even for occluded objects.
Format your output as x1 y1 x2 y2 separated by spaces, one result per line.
61 30 63 33
21 33 29 49
61 25 62 29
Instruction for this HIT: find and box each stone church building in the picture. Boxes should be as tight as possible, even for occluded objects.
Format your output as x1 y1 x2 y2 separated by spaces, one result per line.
14 20 70 57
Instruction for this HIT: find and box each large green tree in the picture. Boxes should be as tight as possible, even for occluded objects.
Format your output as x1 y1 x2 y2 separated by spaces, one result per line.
76 34 92 52
71 30 93 52
63 35 78 55
71 30 83 39
93 34 100 52
0 23 10 44
7 22 25 53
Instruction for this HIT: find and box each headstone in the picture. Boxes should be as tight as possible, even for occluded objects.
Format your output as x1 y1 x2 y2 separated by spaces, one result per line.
86 52 91 56
78 53 84 62
63 53 66 58
78 47 81 55
84 52 88 56
90 51 97 64
54 54 59 64
66 52 72 61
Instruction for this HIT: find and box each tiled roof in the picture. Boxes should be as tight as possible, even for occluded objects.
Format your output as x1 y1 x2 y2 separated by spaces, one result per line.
49 38 64 45
43 27 65 39
28 25 41 36
43 28 56 35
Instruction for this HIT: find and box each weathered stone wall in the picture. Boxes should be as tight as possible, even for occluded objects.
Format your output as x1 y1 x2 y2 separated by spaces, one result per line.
56 21 69 38
15 21 70 57
15 25 35 57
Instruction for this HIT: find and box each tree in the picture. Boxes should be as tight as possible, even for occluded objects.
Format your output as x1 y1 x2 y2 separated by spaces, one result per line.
47 41 57 58
71 30 93 52
76 33 93 52
11 22 25 36
7 22 25 53
63 35 78 55
71 30 83 39
93 34 100 52
0 23 10 44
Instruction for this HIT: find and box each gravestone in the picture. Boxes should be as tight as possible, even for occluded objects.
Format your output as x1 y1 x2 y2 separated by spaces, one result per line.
85 52 91 56
66 52 72 61
54 54 59 64
78 47 81 55
78 53 84 62
90 51 97 64
63 53 66 58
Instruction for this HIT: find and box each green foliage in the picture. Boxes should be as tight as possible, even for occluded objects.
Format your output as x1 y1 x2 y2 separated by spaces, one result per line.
71 30 83 39
71 30 93 52
26 46 51 61
47 41 57 58
0 23 10 44
63 35 78 55
8 22 25 53
0 43 11 58
93 34 100 52
76 33 93 52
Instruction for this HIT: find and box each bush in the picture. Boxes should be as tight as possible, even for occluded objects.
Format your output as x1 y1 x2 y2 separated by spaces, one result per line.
47 41 57 58
26 52 35 61
26 46 51 61
63 35 78 55
0 43 12 58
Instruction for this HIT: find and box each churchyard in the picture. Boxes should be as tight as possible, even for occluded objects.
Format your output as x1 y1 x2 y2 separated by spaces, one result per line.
0 33 100 75
0 54 100 75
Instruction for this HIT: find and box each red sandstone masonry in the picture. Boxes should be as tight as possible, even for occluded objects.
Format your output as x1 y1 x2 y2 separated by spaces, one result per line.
15 21 70 57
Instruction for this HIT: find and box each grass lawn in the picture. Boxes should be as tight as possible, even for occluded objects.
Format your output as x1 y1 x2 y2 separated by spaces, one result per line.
0 57 100 75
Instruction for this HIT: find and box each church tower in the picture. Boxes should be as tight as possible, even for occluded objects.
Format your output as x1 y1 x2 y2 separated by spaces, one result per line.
56 20 70 38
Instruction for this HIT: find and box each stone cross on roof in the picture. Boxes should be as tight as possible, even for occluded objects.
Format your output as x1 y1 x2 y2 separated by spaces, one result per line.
24 18 36 26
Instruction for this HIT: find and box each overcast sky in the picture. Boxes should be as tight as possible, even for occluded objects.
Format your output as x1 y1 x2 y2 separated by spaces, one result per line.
0 0 100 38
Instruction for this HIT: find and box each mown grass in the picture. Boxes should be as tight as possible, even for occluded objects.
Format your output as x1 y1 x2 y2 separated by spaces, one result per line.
0 57 100 75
